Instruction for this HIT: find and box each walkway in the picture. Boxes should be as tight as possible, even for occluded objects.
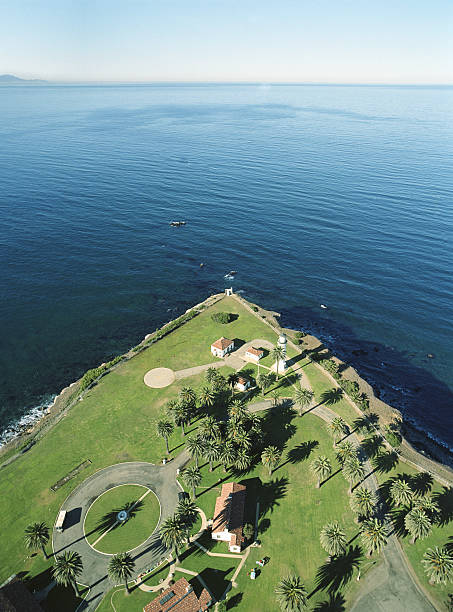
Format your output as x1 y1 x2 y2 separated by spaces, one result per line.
52 454 190 612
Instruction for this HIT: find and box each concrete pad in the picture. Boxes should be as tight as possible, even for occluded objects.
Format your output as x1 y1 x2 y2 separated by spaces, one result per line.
144 367 175 388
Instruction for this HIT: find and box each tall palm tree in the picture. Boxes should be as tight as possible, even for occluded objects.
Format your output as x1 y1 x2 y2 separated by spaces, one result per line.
221 442 237 472
412 495 440 518
199 416 221 441
182 466 201 499
199 385 215 409
230 428 252 450
229 399 248 420
335 441 357 465
390 479 414 507
203 438 222 472
227 372 239 397
157 420 174 454
52 550 83 596
422 546 453 585
293 388 314 416
261 446 281 476
310 456 332 488
342 457 365 494
176 498 199 544
258 373 271 397
330 417 348 446
271 346 285 379
274 575 308 611
186 435 205 469
405 508 432 544
350 487 377 520
271 389 280 407
179 386 197 406
173 402 189 436
108 553 135 594
320 522 347 557
24 522 49 559
160 515 186 563
360 518 388 557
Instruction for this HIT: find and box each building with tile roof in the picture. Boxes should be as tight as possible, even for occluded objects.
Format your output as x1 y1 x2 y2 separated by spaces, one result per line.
210 337 234 358
143 577 212 612
245 347 264 362
211 482 246 553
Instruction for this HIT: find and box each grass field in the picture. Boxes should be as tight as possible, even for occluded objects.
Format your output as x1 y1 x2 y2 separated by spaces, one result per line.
84 485 160 554
1 294 451 611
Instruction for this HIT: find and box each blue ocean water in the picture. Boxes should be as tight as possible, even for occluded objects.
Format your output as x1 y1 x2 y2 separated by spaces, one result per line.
0 83 452 449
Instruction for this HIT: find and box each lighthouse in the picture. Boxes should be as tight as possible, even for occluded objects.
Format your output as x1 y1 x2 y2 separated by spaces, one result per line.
276 333 287 374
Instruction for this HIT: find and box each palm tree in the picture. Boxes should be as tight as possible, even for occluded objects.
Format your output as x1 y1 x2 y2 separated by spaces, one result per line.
227 373 239 397
390 479 414 507
350 487 377 520
221 442 237 472
261 446 281 476
205 367 218 385
271 389 280 407
230 428 252 450
310 456 332 488
173 402 189 436
336 440 357 465
330 417 348 446
258 373 271 397
199 385 215 409
360 518 388 557
199 416 221 440
179 386 197 406
182 466 201 499
176 498 199 544
186 435 205 469
157 420 174 454
229 399 248 421
203 438 221 471
342 457 365 494
52 550 83 596
422 546 453 585
412 495 440 518
108 553 135 594
24 522 49 559
271 346 285 379
235 447 252 471
293 388 314 416
320 522 347 557
160 515 186 563
405 508 432 544
275 575 308 611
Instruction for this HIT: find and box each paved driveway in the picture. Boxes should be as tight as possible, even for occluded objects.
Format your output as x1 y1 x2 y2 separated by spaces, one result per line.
52 454 189 611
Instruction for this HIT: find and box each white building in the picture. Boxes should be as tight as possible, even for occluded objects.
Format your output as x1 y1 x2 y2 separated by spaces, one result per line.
212 482 246 553
275 333 287 373
245 347 264 362
235 376 251 392
211 337 234 358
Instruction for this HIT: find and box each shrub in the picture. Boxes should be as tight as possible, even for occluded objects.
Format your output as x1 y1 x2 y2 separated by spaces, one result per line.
385 428 402 448
252 306 259 312
211 312 234 324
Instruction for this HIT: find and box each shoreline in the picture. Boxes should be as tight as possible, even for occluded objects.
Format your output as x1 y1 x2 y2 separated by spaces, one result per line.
1 292 452 482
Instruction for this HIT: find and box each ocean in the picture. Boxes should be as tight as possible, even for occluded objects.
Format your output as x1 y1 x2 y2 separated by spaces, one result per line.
0 83 452 449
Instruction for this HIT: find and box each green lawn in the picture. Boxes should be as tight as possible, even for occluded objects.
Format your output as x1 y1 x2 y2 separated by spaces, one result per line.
84 485 160 554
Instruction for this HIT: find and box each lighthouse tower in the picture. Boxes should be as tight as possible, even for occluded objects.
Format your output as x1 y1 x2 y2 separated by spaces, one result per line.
276 333 287 374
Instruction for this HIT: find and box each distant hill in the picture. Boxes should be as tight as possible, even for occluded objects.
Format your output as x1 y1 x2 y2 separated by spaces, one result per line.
0 74 47 83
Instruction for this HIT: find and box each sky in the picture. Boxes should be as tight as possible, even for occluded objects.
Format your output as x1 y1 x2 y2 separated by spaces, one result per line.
0 0 452 83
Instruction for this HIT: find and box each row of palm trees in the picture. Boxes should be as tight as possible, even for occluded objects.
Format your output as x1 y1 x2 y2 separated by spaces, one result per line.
159 497 199 563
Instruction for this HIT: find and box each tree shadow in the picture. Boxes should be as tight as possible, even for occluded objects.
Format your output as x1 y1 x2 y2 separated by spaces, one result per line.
240 476 288 518
410 472 433 497
360 435 385 460
276 440 319 471
226 592 243 609
320 388 344 406
321 467 342 487
312 545 363 595
353 413 379 435
312 592 346 611
388 506 410 537
197 567 235 601
371 450 399 475
433 486 453 527
258 517 271 535
196 473 232 499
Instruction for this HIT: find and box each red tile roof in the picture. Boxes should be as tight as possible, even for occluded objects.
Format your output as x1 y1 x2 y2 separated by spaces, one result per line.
212 482 246 549
143 577 211 612
236 376 249 386
211 337 233 350
246 347 264 357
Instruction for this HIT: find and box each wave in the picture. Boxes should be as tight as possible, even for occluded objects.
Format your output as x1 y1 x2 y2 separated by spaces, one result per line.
0 394 56 448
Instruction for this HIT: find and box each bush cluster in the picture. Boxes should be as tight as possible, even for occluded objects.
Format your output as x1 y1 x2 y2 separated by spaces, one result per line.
211 312 233 324
80 355 123 391
317 358 370 411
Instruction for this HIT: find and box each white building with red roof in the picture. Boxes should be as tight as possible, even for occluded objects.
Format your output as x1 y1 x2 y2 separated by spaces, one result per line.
235 376 251 392
210 337 234 358
143 577 211 612
211 482 246 553
245 347 264 362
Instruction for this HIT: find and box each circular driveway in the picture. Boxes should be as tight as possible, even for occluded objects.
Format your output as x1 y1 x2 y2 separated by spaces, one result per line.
52 457 188 611
144 367 175 388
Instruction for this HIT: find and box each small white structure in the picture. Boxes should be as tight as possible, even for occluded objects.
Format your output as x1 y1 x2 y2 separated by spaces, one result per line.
212 482 246 553
211 337 234 358
245 347 264 362
55 510 66 533
225 287 234 296
235 376 251 392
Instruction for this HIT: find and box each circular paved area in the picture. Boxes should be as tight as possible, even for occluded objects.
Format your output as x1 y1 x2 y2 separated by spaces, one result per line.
144 367 175 388
52 457 188 612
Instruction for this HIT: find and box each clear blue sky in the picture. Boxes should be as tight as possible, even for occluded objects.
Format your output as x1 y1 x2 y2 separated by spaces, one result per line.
1 0 452 83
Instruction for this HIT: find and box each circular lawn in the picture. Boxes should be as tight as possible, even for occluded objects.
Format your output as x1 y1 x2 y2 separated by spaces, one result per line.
84 484 160 554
